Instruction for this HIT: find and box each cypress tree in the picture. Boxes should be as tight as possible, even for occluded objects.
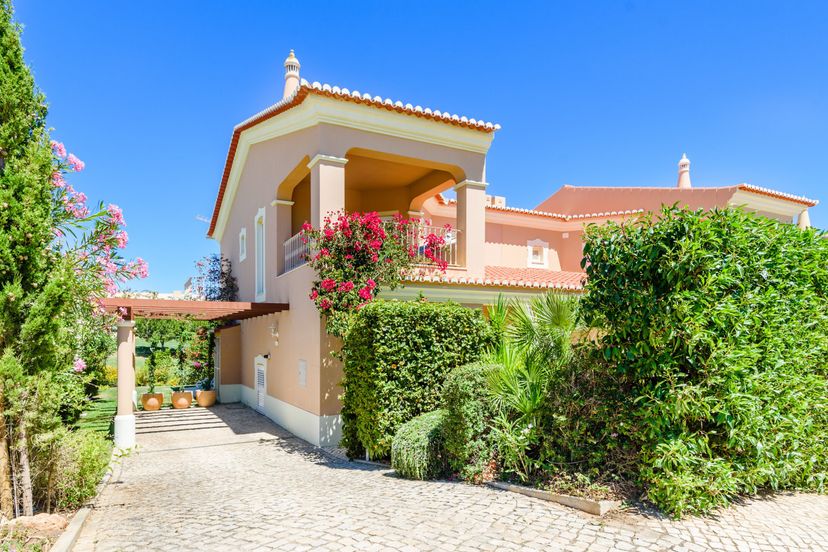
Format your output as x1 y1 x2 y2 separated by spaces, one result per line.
0 0 70 517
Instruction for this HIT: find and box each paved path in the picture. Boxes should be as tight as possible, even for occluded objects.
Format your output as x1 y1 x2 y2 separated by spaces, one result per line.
75 405 828 551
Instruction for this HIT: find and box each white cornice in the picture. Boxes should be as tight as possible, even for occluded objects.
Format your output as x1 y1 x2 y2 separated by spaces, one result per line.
729 190 803 218
307 154 348 169
453 180 489 191
271 199 295 207
212 96 494 242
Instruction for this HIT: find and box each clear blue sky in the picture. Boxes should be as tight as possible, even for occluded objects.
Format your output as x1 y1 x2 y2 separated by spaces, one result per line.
16 1 828 292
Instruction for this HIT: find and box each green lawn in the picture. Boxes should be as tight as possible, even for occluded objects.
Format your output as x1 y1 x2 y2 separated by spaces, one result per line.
75 386 117 437
75 384 182 438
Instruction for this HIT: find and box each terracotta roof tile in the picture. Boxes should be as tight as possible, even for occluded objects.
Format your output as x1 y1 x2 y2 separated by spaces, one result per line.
209 81 500 236
404 267 586 291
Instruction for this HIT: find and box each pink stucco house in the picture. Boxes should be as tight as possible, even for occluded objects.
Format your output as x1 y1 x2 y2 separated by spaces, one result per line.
207 51 818 447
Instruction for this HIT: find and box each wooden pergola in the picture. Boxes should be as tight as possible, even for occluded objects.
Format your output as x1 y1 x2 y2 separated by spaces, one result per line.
99 297 289 321
100 297 289 449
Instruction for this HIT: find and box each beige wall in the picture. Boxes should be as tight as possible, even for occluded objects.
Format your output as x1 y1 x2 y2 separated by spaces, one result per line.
216 325 241 385
232 265 335 416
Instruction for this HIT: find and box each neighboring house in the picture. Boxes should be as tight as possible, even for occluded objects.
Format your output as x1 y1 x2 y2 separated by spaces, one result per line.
207 51 818 447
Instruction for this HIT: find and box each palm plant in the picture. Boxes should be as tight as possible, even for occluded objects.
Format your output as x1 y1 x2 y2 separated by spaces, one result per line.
484 293 581 481
507 292 580 368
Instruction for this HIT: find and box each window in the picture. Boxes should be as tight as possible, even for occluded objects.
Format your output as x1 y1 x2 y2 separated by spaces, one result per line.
527 239 548 268
254 208 266 300
238 228 247 262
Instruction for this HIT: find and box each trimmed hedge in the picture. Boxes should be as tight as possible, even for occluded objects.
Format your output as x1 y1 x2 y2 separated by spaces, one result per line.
442 362 498 481
579 207 828 516
391 409 449 480
341 300 495 459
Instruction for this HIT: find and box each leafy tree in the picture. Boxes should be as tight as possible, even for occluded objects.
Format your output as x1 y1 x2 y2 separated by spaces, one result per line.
0 0 146 517
193 253 238 302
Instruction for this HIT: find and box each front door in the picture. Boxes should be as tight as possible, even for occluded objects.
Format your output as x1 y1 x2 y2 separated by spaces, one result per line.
254 355 266 412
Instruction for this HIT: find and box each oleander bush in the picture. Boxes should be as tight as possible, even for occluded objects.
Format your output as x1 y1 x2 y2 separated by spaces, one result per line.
341 300 496 459
391 409 449 480
442 362 498 481
577 207 828 516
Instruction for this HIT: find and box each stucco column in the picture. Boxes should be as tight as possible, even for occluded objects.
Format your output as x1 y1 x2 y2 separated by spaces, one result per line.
273 199 294 274
114 319 136 449
798 209 811 229
309 154 348 227
455 180 488 278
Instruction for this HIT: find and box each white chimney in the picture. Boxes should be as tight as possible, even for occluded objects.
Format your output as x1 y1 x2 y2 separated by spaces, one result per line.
677 153 691 189
282 49 301 100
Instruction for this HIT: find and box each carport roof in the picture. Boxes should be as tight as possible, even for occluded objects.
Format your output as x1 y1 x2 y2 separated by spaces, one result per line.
100 298 288 321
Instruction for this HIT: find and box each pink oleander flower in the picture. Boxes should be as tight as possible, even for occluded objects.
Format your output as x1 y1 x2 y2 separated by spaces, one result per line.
103 278 118 295
73 358 86 373
358 286 373 301
107 204 125 226
131 257 149 279
338 281 354 292
310 289 319 300
193 361 203 369
67 153 85 172
115 230 128 248
366 279 376 289
320 278 336 292
51 172 66 188
50 140 66 158
301 221 313 232
319 298 332 310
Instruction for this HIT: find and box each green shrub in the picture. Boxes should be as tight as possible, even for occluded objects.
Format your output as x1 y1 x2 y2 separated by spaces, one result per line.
33 427 111 510
442 362 498 481
578 207 828 516
341 300 495 459
391 409 449 480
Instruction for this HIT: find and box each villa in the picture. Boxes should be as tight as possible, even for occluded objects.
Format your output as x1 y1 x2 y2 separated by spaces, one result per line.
206 51 818 447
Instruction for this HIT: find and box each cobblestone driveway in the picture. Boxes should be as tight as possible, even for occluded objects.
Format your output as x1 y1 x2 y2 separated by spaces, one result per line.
75 405 828 551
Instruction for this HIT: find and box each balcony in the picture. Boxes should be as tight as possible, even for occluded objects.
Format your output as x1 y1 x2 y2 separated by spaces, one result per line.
281 224 460 275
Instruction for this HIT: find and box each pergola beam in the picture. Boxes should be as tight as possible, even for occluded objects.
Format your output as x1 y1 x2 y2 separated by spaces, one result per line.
99 298 289 321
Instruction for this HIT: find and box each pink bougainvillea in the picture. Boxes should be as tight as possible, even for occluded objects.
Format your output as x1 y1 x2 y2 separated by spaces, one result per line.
302 211 449 336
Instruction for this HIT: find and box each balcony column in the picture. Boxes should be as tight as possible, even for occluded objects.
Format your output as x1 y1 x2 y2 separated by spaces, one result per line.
272 199 294 274
114 316 136 450
454 180 488 279
797 209 811 229
308 154 348 227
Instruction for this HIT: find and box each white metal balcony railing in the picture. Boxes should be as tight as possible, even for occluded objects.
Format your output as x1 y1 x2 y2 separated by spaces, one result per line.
405 224 460 268
283 232 310 273
281 224 460 274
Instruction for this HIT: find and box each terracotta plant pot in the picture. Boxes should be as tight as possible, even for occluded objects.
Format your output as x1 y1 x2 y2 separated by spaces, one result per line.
140 393 164 411
171 391 193 409
195 389 216 407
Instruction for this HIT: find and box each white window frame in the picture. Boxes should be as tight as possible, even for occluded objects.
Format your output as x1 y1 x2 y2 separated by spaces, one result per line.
238 227 247 262
527 238 549 268
254 208 266 301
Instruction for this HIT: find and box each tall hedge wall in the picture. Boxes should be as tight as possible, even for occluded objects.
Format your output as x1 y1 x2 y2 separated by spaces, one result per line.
341 300 495 459
579 207 828 516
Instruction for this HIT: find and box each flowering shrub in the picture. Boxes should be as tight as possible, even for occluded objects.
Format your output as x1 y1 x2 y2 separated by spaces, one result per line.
50 140 148 299
302 211 449 336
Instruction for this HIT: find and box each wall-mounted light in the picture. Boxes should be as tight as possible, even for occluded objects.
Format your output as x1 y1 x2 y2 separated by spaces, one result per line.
269 320 279 346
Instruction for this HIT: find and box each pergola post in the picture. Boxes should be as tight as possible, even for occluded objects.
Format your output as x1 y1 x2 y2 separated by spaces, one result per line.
114 318 136 449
